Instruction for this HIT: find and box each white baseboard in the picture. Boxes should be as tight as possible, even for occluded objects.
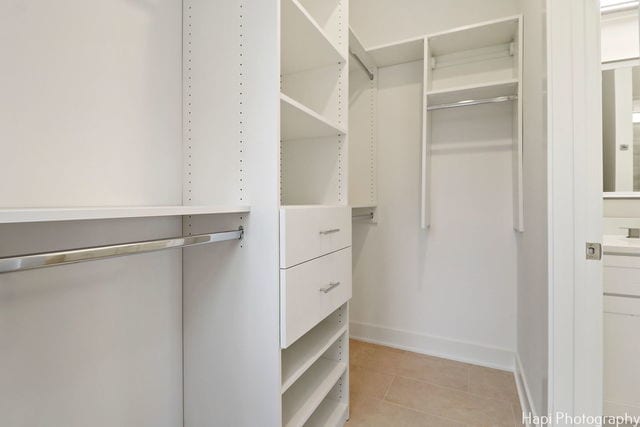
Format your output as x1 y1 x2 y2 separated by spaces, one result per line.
349 320 515 371
514 354 539 427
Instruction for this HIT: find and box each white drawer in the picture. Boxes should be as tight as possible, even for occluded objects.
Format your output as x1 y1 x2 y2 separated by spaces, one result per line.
281 247 352 348
280 206 351 268
604 311 640 417
604 265 640 297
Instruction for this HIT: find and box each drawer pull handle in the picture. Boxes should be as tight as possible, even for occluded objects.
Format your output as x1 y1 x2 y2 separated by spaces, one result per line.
320 281 341 293
319 228 341 235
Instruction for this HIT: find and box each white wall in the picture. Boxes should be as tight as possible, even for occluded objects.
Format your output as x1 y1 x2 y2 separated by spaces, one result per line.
349 0 520 370
601 9 639 63
0 218 183 427
516 0 548 418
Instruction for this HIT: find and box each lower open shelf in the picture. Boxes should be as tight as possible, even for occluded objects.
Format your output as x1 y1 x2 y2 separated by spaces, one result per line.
305 396 348 427
282 309 347 393
282 357 346 427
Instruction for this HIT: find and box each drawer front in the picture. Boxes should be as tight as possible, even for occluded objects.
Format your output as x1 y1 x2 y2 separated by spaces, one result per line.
280 206 351 268
604 265 640 297
281 247 352 348
604 312 640 415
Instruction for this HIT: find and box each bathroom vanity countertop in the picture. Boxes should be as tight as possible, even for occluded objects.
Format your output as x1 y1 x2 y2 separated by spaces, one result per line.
603 234 640 255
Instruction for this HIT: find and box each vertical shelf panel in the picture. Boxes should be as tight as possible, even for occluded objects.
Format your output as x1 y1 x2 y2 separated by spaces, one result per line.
349 28 378 208
421 38 430 229
513 16 524 232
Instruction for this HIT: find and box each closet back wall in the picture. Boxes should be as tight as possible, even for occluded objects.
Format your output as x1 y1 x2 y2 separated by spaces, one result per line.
350 0 519 369
0 2 184 425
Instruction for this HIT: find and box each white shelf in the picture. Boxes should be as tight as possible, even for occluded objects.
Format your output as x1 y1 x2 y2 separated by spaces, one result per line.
282 358 346 427
282 321 347 393
281 94 346 141
427 79 518 106
0 205 251 224
428 16 519 57
281 0 346 75
305 397 348 427
430 141 513 152
365 16 520 69
367 37 424 68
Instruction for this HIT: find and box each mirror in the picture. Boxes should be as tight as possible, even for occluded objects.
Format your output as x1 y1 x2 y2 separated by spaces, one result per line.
602 64 640 193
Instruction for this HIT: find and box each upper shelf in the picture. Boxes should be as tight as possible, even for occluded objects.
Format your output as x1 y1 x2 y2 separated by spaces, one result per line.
367 37 424 68
0 205 251 224
281 0 346 75
281 94 346 141
362 16 520 69
427 79 518 106
428 17 519 57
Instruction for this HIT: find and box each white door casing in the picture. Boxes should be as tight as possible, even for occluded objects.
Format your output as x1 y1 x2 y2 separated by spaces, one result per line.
547 0 603 425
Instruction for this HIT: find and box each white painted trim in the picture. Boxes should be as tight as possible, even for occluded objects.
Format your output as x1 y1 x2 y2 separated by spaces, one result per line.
350 321 515 371
547 0 604 423
515 355 541 427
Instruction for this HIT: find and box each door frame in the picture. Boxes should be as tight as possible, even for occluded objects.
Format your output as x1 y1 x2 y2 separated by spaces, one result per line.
547 0 604 425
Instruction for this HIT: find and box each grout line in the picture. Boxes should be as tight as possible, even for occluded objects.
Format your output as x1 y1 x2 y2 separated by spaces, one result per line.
353 341 520 419
381 374 394 401
359 340 519 403
379 397 471 426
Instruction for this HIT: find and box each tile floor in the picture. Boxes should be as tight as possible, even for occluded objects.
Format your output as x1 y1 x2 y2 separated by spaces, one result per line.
347 339 524 427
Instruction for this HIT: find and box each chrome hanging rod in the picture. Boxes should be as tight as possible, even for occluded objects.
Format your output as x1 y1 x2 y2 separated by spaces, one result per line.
0 228 244 274
427 95 517 111
601 1 638 14
349 50 375 81
604 292 640 300
603 251 640 257
352 212 374 220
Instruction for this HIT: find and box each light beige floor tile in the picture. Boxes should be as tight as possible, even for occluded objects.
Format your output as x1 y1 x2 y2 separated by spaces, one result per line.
354 343 406 375
385 376 516 427
468 365 519 405
396 352 470 391
350 364 394 399
350 339 376 367
348 394 465 427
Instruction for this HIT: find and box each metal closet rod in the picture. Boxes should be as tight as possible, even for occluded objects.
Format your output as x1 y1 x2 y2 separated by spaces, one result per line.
604 250 640 258
349 50 375 81
603 292 640 300
427 95 517 111
352 212 374 220
0 227 244 274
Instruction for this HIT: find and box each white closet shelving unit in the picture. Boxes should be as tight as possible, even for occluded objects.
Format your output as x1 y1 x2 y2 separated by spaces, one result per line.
279 0 351 425
352 16 523 231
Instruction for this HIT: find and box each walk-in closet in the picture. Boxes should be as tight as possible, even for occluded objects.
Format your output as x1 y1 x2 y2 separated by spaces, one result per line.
0 0 617 426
